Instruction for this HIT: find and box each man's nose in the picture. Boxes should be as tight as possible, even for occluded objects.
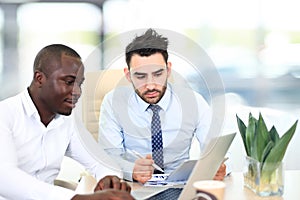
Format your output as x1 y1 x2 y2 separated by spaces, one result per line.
72 83 81 97
145 76 156 90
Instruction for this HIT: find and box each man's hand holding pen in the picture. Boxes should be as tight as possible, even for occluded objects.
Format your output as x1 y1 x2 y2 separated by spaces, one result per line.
132 154 155 184
127 149 165 184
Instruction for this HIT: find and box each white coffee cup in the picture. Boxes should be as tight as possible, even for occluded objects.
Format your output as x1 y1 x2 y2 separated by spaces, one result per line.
193 180 226 200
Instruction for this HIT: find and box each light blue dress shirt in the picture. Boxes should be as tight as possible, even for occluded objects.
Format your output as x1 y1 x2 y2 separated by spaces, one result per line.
98 83 212 181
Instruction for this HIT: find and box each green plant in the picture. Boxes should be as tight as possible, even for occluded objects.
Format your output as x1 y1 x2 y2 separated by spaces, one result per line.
236 112 297 166
236 112 298 195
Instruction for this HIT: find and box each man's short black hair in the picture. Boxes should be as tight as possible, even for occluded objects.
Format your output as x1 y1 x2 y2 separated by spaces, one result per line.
33 44 81 76
125 29 169 68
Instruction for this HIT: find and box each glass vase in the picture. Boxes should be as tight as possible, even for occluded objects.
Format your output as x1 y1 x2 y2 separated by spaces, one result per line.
243 156 284 196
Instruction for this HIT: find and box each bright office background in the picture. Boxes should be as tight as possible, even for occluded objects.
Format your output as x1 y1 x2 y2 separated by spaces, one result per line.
0 0 299 171
0 0 299 108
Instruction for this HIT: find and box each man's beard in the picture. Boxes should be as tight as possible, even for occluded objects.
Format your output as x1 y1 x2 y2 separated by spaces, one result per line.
135 86 167 104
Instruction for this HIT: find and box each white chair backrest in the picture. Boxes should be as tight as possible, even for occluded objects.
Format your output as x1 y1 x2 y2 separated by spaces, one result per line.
82 69 129 140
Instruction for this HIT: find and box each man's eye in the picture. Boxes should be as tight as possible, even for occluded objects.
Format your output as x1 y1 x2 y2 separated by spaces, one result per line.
65 80 74 85
135 75 146 80
154 72 163 77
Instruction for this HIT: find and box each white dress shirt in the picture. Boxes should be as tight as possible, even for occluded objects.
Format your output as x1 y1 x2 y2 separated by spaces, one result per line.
98 83 212 180
0 90 121 200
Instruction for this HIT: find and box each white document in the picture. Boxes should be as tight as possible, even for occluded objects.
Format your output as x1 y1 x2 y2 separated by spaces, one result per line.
144 160 197 186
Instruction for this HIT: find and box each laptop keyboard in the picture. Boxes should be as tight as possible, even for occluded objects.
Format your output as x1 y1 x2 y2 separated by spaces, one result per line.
146 188 183 200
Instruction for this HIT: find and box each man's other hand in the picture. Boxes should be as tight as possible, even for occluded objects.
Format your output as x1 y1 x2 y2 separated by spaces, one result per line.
213 163 226 181
72 189 135 200
94 175 131 192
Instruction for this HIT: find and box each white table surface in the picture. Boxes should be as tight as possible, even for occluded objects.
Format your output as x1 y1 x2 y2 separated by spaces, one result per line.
130 170 300 200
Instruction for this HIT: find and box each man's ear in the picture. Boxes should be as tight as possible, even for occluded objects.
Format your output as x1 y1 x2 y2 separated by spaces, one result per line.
166 62 172 78
33 70 45 87
124 67 132 82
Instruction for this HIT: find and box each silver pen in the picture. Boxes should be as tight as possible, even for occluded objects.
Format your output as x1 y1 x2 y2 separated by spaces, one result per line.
223 157 229 163
126 149 164 173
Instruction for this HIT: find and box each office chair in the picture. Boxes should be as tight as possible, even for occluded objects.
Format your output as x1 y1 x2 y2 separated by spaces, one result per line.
82 69 129 140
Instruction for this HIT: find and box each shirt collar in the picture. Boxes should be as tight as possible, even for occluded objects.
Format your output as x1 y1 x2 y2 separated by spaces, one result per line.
22 89 39 117
134 83 172 112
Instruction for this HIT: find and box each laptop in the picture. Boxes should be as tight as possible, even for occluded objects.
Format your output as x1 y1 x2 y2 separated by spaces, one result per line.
131 132 236 200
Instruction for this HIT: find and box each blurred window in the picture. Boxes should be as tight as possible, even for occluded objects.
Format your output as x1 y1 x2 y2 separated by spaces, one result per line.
0 9 4 74
103 0 300 110
16 2 102 89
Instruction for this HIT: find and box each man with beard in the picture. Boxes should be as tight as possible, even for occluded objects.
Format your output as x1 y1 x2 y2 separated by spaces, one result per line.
0 44 134 200
98 29 227 183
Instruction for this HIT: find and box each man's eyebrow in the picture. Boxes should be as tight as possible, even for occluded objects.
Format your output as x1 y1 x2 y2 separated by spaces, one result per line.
64 75 76 79
132 68 165 75
132 71 147 76
64 75 85 82
152 68 165 74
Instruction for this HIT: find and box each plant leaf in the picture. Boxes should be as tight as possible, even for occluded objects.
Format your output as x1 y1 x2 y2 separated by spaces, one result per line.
261 140 274 165
236 114 249 155
263 120 298 170
269 126 280 144
256 113 271 162
246 114 257 159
